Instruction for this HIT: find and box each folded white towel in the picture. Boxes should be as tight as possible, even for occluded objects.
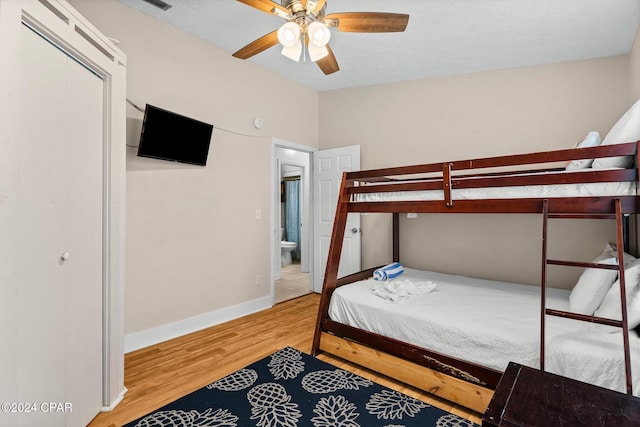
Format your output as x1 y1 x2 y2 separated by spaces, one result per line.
373 262 404 281
371 279 436 303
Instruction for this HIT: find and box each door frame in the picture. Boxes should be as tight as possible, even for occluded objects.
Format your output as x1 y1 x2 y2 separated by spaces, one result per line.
271 139 317 304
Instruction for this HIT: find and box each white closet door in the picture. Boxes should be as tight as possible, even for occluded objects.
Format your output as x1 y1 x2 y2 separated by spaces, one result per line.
18 25 103 427
64 42 104 427
18 25 68 424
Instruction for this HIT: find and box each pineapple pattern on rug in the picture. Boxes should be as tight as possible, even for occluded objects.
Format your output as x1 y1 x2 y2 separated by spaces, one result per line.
125 347 478 427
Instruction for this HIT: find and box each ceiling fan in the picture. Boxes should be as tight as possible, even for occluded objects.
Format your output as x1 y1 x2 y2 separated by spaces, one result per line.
232 0 409 75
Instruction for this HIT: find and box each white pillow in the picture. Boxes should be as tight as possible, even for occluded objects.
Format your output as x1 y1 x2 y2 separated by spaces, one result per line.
594 259 640 330
566 131 601 171
592 100 640 169
569 256 617 315
627 289 640 330
569 244 636 315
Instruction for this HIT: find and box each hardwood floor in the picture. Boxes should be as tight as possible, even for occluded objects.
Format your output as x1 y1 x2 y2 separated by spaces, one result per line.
88 294 482 427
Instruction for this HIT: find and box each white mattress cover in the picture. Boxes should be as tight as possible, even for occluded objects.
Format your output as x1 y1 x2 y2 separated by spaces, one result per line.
356 176 636 202
328 268 640 394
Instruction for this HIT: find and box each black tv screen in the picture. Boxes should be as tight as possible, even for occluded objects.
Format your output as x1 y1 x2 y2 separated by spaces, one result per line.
137 104 214 166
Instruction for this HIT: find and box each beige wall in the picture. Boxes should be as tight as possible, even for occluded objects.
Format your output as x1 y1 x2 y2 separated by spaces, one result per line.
319 57 631 287
70 0 319 337
320 57 629 165
631 24 640 103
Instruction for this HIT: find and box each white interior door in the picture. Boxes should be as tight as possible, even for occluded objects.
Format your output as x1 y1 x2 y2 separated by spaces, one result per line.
17 24 103 427
18 25 68 425
64 39 104 427
313 146 361 293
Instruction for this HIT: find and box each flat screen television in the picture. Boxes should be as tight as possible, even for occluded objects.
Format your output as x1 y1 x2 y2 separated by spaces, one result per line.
137 104 214 166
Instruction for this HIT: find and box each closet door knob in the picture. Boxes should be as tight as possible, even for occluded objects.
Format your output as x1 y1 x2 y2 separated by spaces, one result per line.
351 228 360 234
60 252 71 261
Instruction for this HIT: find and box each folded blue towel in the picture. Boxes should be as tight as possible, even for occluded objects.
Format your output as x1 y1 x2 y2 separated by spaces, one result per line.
373 262 404 281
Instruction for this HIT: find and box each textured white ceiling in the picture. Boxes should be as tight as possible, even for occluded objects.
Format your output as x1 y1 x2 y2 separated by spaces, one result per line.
115 0 640 91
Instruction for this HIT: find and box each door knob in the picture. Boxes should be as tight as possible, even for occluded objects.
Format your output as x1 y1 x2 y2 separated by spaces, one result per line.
351 228 360 233
60 252 70 261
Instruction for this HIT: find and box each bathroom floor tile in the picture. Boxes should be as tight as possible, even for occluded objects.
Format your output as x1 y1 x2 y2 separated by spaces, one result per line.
275 263 310 304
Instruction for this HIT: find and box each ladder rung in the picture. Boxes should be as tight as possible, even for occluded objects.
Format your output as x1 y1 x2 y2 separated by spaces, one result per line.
546 259 620 270
546 308 623 327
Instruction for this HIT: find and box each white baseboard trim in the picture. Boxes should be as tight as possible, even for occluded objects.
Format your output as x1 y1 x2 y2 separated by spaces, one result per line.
124 296 273 353
102 386 127 412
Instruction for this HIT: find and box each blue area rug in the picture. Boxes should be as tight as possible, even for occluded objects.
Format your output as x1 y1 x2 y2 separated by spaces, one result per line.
125 347 478 426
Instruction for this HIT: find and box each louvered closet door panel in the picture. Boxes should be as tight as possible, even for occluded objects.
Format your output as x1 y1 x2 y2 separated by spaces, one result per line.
17 25 103 427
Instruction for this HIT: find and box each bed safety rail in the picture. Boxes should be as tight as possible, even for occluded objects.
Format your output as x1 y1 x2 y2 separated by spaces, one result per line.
343 141 639 213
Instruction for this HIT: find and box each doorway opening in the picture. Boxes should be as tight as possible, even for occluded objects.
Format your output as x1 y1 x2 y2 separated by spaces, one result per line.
273 144 312 304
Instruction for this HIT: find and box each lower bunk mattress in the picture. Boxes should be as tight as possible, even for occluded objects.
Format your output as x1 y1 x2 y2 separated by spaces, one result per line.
328 267 640 395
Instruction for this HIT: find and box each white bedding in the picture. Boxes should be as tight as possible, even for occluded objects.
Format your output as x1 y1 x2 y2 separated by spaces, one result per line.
328 267 640 394
355 172 636 202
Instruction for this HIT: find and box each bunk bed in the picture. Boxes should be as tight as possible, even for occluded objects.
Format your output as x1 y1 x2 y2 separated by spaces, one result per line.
311 139 640 413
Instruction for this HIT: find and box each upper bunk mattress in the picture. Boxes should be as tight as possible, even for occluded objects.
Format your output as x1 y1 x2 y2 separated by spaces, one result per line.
328 267 640 395
355 170 637 202
356 182 636 202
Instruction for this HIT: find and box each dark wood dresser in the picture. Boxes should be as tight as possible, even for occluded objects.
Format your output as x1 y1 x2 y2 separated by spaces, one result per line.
482 362 640 427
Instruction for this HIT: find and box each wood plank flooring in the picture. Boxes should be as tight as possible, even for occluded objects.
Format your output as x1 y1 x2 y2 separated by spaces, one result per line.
88 294 482 427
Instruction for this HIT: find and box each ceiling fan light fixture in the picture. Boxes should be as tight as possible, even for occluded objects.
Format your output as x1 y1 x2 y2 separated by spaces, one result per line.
234 0 409 75
307 21 330 47
281 40 302 62
308 43 329 62
277 22 301 47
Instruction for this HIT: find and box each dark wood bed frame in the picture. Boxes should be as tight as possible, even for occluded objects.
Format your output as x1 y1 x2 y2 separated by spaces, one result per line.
311 141 640 413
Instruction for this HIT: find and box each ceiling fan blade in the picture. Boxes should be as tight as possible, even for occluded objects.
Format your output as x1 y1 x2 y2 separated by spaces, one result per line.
315 44 339 75
324 12 409 33
232 30 279 59
236 0 290 17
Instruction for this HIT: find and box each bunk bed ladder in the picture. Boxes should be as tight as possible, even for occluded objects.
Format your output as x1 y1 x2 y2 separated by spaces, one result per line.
540 198 633 395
